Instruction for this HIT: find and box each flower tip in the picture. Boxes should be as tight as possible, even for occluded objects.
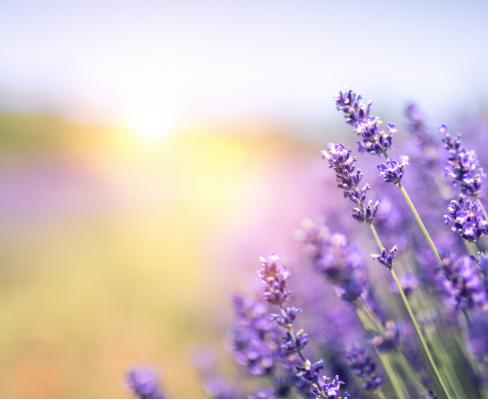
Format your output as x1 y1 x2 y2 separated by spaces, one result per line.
438 124 449 134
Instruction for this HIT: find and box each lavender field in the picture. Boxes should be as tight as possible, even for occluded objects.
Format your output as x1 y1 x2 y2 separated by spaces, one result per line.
1 1 488 399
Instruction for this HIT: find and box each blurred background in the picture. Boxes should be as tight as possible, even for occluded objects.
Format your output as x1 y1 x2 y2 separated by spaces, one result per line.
0 0 488 397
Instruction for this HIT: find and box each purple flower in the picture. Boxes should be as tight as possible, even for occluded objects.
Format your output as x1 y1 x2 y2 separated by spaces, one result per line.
467 311 488 364
296 359 325 385
298 220 369 301
372 320 400 352
440 124 485 197
280 329 309 355
438 255 486 311
258 254 290 305
203 377 238 399
312 375 348 399
126 367 164 399
345 344 383 391
405 103 439 167
270 306 301 326
230 295 277 376
390 273 418 297
253 388 276 399
335 89 371 126
377 156 409 185
444 196 488 242
335 90 394 155
354 117 394 155
323 143 379 223
372 245 399 269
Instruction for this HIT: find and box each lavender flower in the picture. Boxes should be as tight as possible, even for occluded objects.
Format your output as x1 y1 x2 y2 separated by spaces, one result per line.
312 375 348 399
335 89 394 155
126 367 164 399
297 219 368 301
335 89 371 126
371 245 399 269
390 273 418 297
323 143 379 223
258 254 290 305
377 156 409 185
405 103 439 167
440 124 485 197
231 295 277 376
355 118 394 155
203 377 238 399
345 344 383 391
467 311 488 364
444 196 488 242
438 254 487 311
372 320 400 352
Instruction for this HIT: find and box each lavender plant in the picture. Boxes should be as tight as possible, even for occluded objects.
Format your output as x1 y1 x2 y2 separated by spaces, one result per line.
125 90 488 399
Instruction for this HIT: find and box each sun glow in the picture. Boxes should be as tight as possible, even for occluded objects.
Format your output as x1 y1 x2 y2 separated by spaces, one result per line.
124 108 180 143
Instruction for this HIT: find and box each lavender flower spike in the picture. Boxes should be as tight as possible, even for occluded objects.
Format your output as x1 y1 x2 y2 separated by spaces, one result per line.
440 124 485 197
258 254 290 305
335 89 394 155
346 344 383 391
335 89 371 126
323 143 379 223
126 367 164 399
444 195 488 242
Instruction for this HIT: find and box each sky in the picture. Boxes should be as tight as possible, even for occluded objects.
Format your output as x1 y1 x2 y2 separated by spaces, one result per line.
1 0 488 133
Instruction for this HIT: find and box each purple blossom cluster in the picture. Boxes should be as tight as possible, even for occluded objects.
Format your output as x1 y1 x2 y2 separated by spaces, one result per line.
297 219 368 301
440 124 485 197
345 344 383 391
323 143 379 223
445 196 488 242
438 254 487 311
336 90 393 155
230 295 277 375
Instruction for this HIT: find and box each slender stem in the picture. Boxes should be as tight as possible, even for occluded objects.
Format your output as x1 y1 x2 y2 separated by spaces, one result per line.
394 349 425 396
355 307 404 399
368 223 451 398
477 198 488 220
369 222 385 251
376 349 406 399
376 388 386 399
390 269 451 398
398 183 442 264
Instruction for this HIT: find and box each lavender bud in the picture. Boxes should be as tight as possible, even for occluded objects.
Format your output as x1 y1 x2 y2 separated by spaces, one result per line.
371 245 399 269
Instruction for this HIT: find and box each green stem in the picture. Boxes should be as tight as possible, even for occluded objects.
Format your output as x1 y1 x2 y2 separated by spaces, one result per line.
398 183 442 264
355 307 404 399
376 350 406 399
477 198 488 220
368 223 451 398
390 268 451 398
